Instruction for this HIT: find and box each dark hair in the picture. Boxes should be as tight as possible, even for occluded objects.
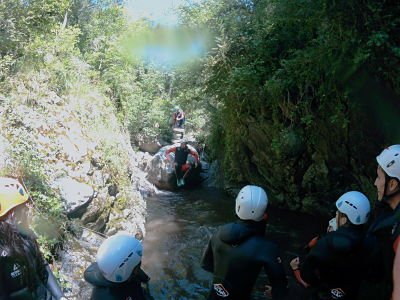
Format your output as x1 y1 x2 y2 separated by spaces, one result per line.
0 219 25 256
0 218 46 293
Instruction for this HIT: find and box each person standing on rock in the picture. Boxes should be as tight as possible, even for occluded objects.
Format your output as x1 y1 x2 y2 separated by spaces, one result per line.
165 141 199 187
84 233 154 300
176 108 185 129
201 185 288 300
0 177 66 300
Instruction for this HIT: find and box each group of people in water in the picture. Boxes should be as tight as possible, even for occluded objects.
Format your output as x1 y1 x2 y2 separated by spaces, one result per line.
0 144 399 300
201 144 400 300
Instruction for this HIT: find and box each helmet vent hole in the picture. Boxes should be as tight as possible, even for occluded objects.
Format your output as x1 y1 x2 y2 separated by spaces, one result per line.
128 252 133 257
252 210 254 213
387 160 395 168
119 262 125 268
395 153 399 156
345 200 357 209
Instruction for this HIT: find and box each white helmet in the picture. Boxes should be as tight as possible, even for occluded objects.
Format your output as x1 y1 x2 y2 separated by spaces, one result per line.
376 145 400 180
97 233 142 283
335 191 370 225
235 185 268 221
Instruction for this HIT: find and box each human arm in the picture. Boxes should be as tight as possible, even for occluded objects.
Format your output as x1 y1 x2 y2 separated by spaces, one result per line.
200 238 214 273
304 236 319 251
290 234 333 288
264 245 288 299
393 236 400 299
45 265 65 300
297 236 331 287
27 235 65 300
134 265 152 298
290 257 310 288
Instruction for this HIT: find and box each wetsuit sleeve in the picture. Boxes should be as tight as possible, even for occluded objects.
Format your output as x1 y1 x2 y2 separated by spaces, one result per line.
27 236 64 300
45 265 64 299
263 245 288 299
200 239 214 273
300 236 331 285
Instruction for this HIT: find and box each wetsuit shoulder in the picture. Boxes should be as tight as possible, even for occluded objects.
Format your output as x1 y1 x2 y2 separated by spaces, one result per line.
327 228 362 252
84 262 114 287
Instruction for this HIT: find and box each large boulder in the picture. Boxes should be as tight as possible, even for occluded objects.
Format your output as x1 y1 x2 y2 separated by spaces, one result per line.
137 136 169 154
138 141 162 154
53 177 94 218
146 144 202 190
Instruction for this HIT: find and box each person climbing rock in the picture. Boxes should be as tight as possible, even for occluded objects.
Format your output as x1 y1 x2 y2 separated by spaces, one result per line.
201 185 288 300
0 177 66 300
165 141 199 187
84 233 153 300
290 191 371 300
364 145 400 299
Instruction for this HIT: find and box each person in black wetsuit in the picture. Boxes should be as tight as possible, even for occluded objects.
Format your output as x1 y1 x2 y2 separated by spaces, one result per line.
290 191 371 300
201 185 288 300
0 177 66 300
363 145 400 299
165 141 199 187
84 233 153 300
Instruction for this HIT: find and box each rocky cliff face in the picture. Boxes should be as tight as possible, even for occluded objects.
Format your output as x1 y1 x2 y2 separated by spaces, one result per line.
213 111 381 215
0 70 156 298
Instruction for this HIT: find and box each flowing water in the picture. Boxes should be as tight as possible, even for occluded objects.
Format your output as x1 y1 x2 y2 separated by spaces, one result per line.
141 187 326 300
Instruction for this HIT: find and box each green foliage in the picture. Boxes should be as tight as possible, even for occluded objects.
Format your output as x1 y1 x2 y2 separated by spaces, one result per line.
178 0 400 213
0 0 70 57
1 0 396 223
